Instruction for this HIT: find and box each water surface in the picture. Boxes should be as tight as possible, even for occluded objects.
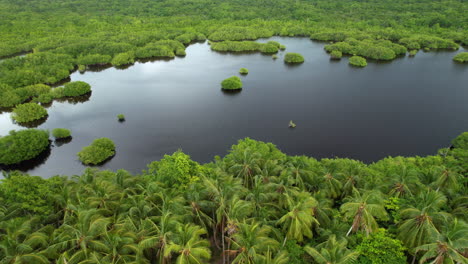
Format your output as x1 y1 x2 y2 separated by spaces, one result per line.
1 37 467 177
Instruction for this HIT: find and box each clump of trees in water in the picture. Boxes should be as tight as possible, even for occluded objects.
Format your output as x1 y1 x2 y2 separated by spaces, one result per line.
221 76 243 90
52 128 71 140
63 81 91 97
77 137 116 165
325 38 408 61
0 132 467 263
239 68 249 74
349 56 367 67
284 52 304 63
210 41 280 54
453 52 468 63
0 129 50 165
11 102 48 123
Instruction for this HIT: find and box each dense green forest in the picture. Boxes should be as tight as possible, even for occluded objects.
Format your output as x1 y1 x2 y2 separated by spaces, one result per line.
0 133 467 263
1 0 467 263
0 0 467 108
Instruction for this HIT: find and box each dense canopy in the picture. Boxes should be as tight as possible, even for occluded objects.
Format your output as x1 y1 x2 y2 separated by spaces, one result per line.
0 129 50 165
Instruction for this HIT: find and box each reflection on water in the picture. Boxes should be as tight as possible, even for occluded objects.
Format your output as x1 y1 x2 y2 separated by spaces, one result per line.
15 116 48 128
0 37 467 178
54 137 73 147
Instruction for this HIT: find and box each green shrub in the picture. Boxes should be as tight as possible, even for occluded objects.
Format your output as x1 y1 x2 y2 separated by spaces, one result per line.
0 91 22 107
34 92 54 104
52 128 71 139
0 129 50 165
11 103 48 123
330 50 342 59
117 114 125 121
63 81 91 97
409 50 418 57
284 53 304 63
239 68 249 74
221 76 243 90
272 54 278 59
279 45 286 50
77 138 116 165
76 54 111 65
453 52 468 63
349 56 367 67
78 64 86 72
356 229 407 264
112 52 135 66
210 41 279 54
176 49 186 56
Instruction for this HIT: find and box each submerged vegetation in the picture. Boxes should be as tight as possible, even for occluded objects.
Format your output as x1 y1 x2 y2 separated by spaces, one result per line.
284 52 305 63
221 76 243 90
0 133 467 263
0 129 49 165
349 56 368 67
11 102 48 123
77 137 116 165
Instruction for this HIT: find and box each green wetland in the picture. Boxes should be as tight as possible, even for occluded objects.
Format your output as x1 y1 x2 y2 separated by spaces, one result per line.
0 37 466 177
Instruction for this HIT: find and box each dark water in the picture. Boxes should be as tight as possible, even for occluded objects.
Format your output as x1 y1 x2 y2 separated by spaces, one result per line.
1 37 467 178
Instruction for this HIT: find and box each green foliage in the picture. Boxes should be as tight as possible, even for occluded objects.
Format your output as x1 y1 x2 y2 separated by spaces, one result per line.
52 128 71 139
0 129 50 165
111 52 135 66
76 54 111 66
330 50 342 59
117 114 125 121
63 81 91 97
221 76 243 90
325 39 407 61
0 173 64 216
284 53 304 63
146 150 201 188
239 68 249 74
77 138 116 165
349 56 367 67
451 132 468 149
11 103 48 123
453 52 468 63
356 229 407 264
210 41 279 53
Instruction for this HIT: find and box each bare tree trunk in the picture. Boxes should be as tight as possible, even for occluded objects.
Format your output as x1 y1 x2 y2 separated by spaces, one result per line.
222 218 226 264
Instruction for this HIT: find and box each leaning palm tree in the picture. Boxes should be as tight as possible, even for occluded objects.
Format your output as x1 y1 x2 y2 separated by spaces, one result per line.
304 235 359 264
340 189 388 236
230 221 280 264
277 191 319 244
163 224 211 264
415 218 468 264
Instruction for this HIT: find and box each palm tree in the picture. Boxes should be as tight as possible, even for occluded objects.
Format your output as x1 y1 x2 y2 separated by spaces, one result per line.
386 165 420 198
397 190 450 254
416 219 468 264
230 221 280 264
340 189 388 236
277 191 319 244
304 235 359 264
228 148 262 188
0 218 49 264
164 224 211 264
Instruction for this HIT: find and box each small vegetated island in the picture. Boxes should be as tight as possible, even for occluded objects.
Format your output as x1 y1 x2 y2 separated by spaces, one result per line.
221 76 243 90
239 68 249 74
453 52 468 63
52 128 72 140
284 52 305 63
0 129 50 165
349 56 368 67
11 102 48 123
77 137 116 165
211 41 282 54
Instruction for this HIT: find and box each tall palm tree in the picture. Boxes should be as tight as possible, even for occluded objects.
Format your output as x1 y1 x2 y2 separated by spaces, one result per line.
229 148 262 188
304 235 359 264
397 190 450 253
277 191 319 244
340 189 388 236
164 224 211 264
230 221 280 264
416 219 468 264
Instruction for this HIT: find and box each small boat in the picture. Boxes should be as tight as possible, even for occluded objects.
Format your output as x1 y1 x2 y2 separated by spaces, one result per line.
289 120 296 128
